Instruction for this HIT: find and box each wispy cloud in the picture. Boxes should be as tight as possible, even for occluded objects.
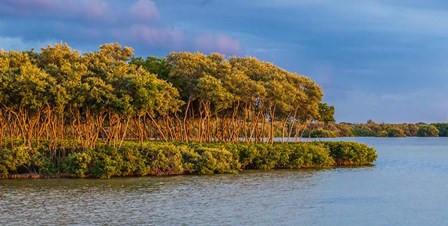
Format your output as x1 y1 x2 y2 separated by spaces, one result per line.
130 0 160 22
0 36 55 51
194 33 243 55
0 0 109 20
116 25 184 49
0 0 245 55
2 0 448 122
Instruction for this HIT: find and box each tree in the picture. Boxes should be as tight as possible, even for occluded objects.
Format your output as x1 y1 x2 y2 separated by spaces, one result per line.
0 43 329 148
130 56 171 81
417 125 439 137
318 103 335 124
432 123 448 137
387 127 405 137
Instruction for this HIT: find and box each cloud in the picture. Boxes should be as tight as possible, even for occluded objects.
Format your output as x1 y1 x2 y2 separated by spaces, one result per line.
131 0 160 22
1 0 56 9
80 0 108 19
0 36 55 51
2 0 448 122
116 25 184 49
0 0 109 20
194 33 243 55
0 0 244 56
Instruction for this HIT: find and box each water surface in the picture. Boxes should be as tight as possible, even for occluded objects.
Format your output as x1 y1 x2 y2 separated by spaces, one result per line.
1 137 448 225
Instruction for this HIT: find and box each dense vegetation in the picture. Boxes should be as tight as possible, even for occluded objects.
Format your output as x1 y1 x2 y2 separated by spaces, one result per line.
0 140 376 178
0 42 377 178
0 42 329 148
304 121 448 138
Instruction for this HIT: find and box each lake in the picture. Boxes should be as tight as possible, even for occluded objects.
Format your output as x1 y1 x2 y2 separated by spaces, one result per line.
1 137 448 225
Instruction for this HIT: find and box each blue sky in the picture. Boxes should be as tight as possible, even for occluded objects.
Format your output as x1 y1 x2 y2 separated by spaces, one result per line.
1 0 447 123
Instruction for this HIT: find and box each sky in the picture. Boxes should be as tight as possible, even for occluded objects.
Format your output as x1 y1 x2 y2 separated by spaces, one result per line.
1 0 448 123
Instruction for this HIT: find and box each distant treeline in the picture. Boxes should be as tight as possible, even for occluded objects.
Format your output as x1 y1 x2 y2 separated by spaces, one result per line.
303 120 448 138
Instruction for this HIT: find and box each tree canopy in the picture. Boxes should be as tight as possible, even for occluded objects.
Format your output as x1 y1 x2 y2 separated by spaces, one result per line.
0 42 328 150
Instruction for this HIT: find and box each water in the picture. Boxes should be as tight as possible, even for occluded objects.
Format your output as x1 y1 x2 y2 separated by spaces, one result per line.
1 137 448 225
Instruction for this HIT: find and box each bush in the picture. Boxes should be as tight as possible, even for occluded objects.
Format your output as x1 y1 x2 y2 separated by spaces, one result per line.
0 146 31 177
309 129 337 138
120 146 148 176
64 151 93 178
229 142 335 170
286 143 335 168
387 127 406 137
417 125 439 137
432 123 448 137
182 146 239 174
0 140 377 178
351 125 375 137
146 145 184 176
89 147 124 179
321 141 377 165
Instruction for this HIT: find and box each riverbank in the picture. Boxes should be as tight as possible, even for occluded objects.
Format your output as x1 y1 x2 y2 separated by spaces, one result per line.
0 141 377 179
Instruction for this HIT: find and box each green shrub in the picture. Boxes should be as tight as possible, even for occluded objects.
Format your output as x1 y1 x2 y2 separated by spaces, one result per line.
63 151 93 177
119 146 149 176
287 143 335 168
146 145 184 176
89 147 124 179
309 129 337 138
387 127 406 137
0 140 377 178
351 125 375 136
231 143 335 169
321 141 377 165
0 146 31 177
432 123 448 137
182 146 239 174
232 144 259 169
417 125 439 137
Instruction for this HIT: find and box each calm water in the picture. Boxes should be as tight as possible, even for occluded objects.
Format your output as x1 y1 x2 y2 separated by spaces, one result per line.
1 137 448 225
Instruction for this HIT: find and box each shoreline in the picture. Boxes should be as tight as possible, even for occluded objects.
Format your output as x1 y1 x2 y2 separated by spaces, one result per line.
5 165 375 179
0 141 377 179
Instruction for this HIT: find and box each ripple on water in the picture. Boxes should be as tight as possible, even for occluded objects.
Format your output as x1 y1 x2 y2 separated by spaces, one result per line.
2 138 448 225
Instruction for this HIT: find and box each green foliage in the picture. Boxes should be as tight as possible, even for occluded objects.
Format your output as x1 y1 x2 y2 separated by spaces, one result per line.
0 141 377 178
229 143 337 170
0 146 31 177
120 146 148 176
351 125 375 137
417 125 439 137
183 146 239 174
0 42 382 179
333 124 354 137
318 103 335 124
146 145 184 176
387 127 406 137
309 121 443 138
432 123 448 137
0 145 55 177
64 151 93 177
304 129 337 138
1 42 329 146
130 56 171 81
89 147 123 179
321 141 378 166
